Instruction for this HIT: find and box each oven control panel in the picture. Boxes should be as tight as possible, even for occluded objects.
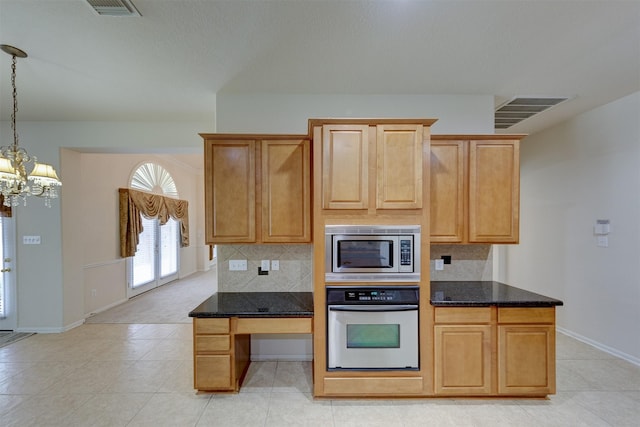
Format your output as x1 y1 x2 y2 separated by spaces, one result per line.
345 289 395 302
327 286 419 305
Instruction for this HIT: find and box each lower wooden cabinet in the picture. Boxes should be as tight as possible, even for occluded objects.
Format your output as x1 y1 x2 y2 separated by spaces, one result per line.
434 325 492 395
498 308 556 395
434 307 493 395
193 318 250 392
433 306 556 397
195 354 232 390
193 317 312 392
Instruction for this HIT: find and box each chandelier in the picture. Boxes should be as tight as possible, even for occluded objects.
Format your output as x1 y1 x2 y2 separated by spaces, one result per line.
0 44 61 208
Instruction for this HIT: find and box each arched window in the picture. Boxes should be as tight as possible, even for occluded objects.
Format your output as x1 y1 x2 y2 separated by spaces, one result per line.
127 162 180 297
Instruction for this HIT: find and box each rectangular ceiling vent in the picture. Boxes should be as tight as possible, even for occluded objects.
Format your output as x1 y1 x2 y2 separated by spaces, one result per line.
495 97 568 129
86 0 141 17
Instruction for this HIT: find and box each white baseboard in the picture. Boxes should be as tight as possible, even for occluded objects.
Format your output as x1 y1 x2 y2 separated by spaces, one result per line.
558 327 640 367
85 298 128 318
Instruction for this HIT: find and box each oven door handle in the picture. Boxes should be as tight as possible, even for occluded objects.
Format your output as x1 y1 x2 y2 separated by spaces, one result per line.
328 304 418 312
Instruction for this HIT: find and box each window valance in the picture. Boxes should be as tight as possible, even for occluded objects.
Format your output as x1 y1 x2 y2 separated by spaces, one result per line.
0 196 11 217
119 188 189 258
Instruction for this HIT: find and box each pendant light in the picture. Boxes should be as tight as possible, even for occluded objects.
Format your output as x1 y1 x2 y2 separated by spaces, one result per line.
0 44 61 208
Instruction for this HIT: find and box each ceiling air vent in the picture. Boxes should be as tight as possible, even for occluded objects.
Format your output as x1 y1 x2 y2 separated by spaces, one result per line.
86 0 141 17
495 97 568 129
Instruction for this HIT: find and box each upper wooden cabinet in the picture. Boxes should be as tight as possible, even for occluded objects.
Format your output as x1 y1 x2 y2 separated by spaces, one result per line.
320 124 370 209
205 139 256 243
430 136 523 244
313 119 435 211
261 139 311 242
203 135 311 244
430 140 466 242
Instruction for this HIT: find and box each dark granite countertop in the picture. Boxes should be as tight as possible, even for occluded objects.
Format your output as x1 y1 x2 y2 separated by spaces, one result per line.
431 281 563 307
189 292 314 318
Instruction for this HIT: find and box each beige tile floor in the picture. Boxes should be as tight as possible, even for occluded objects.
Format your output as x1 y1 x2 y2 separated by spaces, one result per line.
1 272 639 426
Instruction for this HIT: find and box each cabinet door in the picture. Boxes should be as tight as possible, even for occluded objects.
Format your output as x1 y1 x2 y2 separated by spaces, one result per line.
430 141 466 242
195 354 232 390
376 124 423 209
498 325 555 395
261 139 311 242
321 124 369 209
434 325 492 395
204 140 256 243
468 140 520 243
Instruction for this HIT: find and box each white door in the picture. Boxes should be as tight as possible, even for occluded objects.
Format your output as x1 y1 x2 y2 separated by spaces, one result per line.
127 162 180 299
127 216 179 298
0 216 16 330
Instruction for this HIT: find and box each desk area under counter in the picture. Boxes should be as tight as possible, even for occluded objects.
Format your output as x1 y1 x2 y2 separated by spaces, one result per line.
189 292 313 392
431 281 563 396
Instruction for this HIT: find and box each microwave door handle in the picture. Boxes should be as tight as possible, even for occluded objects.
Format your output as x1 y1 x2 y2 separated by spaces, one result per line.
328 305 418 312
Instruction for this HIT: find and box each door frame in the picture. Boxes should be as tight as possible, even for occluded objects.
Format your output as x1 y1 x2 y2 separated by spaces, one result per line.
0 216 16 330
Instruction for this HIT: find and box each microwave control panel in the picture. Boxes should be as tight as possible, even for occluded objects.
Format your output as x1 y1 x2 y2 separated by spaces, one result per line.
400 239 412 266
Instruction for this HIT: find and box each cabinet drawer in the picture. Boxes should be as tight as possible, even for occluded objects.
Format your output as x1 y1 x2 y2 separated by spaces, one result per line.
194 318 230 334
236 317 312 334
498 307 555 324
195 335 230 353
195 354 232 390
434 307 492 324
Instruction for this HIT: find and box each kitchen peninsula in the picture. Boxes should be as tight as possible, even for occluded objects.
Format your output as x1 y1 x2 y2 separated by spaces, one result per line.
432 282 563 396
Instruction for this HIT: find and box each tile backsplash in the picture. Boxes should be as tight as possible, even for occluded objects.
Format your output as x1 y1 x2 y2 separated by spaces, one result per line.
217 244 313 292
216 243 492 291
430 244 493 281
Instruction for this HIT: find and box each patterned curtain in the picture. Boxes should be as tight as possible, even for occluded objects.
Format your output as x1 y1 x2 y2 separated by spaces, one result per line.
118 188 189 258
0 196 11 218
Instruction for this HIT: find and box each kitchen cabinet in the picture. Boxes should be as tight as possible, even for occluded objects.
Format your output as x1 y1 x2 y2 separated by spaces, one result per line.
433 305 557 397
192 316 312 392
430 136 522 243
430 140 466 242
434 307 493 395
193 318 249 391
203 135 311 243
498 308 556 395
315 120 434 211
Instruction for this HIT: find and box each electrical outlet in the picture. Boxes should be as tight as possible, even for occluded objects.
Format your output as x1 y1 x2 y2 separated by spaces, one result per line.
261 260 270 271
435 259 444 270
229 260 247 271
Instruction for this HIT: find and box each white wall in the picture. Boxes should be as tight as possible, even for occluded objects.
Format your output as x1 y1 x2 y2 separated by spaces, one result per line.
505 92 640 364
217 94 494 134
0 120 213 332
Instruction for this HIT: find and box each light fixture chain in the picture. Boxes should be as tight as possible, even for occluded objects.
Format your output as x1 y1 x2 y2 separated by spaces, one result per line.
10 54 19 150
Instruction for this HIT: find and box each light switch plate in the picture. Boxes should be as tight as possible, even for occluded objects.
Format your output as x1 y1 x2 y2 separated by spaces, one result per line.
435 259 444 270
261 260 270 271
23 235 41 245
271 260 279 271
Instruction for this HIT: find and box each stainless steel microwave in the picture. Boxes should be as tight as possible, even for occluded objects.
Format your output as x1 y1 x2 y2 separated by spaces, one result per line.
325 225 420 282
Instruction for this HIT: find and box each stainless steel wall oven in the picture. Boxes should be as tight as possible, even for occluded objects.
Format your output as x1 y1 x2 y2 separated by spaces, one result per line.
326 286 419 370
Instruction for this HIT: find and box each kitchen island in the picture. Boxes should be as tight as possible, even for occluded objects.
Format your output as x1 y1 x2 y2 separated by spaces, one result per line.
431 281 563 396
189 292 313 392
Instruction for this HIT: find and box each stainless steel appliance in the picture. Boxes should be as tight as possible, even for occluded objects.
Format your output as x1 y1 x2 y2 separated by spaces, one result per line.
326 286 419 370
325 225 420 282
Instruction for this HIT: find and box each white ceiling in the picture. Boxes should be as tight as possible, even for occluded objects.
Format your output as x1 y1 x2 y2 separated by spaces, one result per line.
1 0 639 135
